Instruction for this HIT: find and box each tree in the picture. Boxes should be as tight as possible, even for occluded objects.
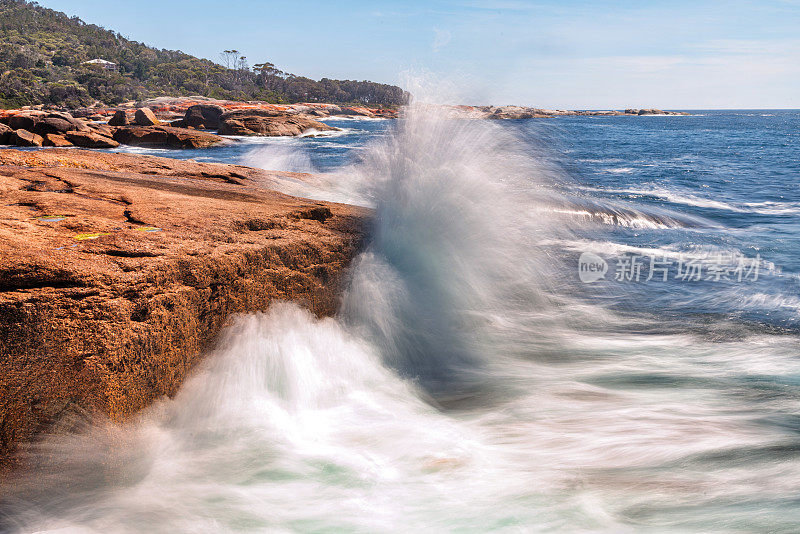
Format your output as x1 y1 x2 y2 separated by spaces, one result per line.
218 49 239 69
0 1 407 108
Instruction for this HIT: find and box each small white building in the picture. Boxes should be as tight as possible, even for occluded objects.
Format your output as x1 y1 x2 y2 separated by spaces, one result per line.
83 59 118 71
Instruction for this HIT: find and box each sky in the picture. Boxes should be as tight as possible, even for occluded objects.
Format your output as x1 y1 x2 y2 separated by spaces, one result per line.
38 0 800 109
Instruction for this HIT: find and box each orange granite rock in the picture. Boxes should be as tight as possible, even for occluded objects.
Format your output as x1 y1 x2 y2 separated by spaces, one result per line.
0 148 369 472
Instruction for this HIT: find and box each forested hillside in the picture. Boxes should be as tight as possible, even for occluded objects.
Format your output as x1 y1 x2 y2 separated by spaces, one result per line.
0 0 407 108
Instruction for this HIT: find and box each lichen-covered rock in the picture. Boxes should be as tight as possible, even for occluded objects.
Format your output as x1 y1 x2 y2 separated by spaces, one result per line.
0 148 368 471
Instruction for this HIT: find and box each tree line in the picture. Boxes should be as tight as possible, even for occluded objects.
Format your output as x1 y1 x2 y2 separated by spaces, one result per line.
0 0 408 109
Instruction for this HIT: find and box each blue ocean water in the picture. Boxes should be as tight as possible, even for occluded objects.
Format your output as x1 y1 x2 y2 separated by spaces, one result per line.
107 117 392 172
543 110 800 329
116 111 799 329
6 110 800 533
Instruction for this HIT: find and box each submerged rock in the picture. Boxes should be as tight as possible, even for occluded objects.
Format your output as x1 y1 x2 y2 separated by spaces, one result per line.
0 148 368 471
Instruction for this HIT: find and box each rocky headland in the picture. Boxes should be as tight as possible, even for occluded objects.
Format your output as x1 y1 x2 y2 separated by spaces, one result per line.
0 148 368 472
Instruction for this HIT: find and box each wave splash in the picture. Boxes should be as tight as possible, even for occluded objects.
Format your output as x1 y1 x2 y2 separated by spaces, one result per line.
4 103 800 533
1 103 569 532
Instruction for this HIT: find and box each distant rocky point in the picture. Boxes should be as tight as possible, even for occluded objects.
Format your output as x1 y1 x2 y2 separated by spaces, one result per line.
452 105 689 119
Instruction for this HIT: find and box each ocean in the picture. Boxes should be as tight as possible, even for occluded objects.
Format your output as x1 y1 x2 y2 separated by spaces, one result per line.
3 109 799 533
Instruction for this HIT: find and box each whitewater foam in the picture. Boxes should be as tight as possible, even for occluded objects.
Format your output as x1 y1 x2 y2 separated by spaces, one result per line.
4 103 800 534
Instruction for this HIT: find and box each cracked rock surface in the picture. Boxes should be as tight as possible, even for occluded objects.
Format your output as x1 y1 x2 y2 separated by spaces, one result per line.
0 148 368 470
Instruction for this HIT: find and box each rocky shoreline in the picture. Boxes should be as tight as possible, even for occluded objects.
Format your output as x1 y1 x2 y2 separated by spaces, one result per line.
0 97 688 473
0 101 352 150
0 98 689 151
0 148 368 472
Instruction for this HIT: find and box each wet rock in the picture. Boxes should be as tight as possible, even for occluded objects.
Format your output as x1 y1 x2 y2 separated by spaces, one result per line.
134 107 160 126
111 125 224 148
0 147 368 472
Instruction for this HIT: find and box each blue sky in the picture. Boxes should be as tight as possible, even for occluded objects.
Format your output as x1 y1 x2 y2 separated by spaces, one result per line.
39 0 800 108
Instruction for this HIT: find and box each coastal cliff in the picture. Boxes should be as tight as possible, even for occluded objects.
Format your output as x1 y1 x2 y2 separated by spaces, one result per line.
0 149 368 470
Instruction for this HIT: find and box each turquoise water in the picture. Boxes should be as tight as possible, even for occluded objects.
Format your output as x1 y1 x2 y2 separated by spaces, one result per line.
3 109 799 533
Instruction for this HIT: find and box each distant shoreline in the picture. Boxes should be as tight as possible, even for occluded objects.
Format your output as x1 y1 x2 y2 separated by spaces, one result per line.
1 97 689 123
453 105 689 119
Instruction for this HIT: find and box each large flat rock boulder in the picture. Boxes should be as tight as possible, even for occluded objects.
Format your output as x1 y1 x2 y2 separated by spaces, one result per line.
42 134 73 147
0 148 368 472
9 129 43 147
218 109 338 137
65 130 119 148
111 125 225 148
